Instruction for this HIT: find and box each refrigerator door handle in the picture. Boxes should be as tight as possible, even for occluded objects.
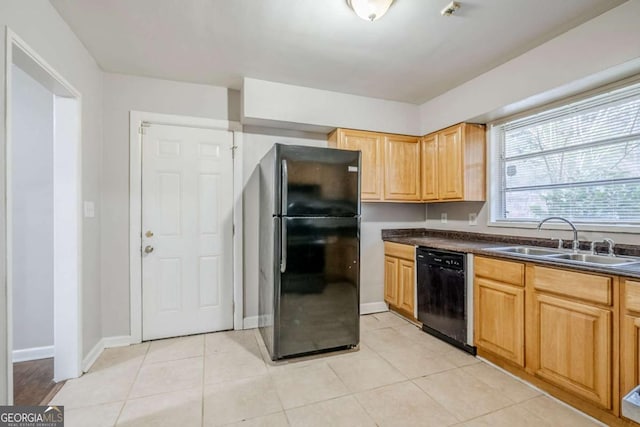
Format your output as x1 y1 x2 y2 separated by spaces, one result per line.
281 159 288 215
280 219 287 273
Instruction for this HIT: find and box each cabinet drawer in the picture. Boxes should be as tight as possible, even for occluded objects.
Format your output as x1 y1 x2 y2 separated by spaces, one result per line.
384 242 415 261
475 256 524 286
531 266 612 306
625 279 640 313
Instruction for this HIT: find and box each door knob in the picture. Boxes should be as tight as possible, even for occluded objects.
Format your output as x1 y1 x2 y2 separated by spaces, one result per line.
145 230 154 238
144 245 154 254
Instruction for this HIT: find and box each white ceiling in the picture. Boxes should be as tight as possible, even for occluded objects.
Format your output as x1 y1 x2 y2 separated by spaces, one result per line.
50 0 626 104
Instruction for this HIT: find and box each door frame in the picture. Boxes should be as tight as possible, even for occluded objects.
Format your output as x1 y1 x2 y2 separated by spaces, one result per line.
4 28 83 401
129 111 243 343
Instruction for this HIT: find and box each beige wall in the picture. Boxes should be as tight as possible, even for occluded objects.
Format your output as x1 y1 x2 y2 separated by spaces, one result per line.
418 0 640 135
11 66 54 352
0 1 104 403
101 73 240 337
418 0 640 244
243 78 421 136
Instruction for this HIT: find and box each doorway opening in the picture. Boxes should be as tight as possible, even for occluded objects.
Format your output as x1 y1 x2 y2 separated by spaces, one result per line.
5 30 82 404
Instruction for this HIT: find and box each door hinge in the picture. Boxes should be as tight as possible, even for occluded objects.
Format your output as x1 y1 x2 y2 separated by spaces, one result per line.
233 224 235 235
231 145 238 159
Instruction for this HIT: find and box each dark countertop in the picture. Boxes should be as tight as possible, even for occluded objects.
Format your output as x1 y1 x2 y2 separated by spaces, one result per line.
382 228 640 280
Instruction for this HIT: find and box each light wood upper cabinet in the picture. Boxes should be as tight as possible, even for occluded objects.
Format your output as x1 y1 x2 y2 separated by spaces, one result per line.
438 125 464 199
384 135 420 201
383 242 415 319
422 123 486 202
474 257 525 367
622 279 640 399
420 134 438 201
328 129 383 201
329 123 485 203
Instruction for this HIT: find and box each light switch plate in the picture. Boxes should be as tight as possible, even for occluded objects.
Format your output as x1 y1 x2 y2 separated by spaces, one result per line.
83 201 95 218
441 213 448 224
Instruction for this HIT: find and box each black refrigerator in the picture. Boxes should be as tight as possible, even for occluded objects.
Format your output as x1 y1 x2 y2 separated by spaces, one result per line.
258 144 361 360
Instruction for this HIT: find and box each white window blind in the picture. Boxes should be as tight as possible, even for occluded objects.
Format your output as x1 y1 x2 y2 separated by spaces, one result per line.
496 81 640 224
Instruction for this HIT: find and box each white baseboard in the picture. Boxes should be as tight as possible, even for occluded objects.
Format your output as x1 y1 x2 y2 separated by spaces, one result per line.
103 335 133 348
81 335 133 373
12 345 55 363
360 302 389 315
243 316 259 330
82 338 105 372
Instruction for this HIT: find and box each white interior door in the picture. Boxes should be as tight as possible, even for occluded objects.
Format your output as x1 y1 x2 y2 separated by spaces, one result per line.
142 124 234 340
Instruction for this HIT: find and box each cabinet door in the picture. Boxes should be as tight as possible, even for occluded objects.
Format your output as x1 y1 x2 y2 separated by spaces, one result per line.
530 293 612 408
622 279 640 397
474 277 525 367
420 134 438 201
384 256 399 306
437 125 464 200
398 259 415 314
621 314 640 398
340 130 383 201
384 135 420 201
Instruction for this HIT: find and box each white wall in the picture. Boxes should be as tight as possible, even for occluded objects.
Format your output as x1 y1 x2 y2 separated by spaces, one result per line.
101 73 240 337
243 78 421 136
418 0 640 134
11 65 54 353
241 127 425 322
0 1 105 403
418 0 640 245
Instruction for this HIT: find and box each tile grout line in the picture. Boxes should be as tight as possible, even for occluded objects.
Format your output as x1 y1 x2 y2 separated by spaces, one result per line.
113 342 152 425
201 334 206 427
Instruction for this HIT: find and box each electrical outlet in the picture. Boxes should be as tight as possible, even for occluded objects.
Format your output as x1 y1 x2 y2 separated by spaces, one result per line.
469 213 477 226
441 213 448 224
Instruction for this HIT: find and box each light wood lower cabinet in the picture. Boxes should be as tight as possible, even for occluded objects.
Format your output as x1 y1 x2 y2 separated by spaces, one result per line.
622 279 640 400
383 242 415 318
529 292 612 408
474 256 525 367
473 256 635 426
527 265 614 410
475 277 525 367
384 256 399 306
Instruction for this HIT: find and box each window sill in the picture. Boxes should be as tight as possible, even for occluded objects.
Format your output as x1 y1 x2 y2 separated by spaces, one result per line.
488 220 640 234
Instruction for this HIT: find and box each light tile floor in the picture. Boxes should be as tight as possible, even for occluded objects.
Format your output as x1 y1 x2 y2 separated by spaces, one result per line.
51 312 605 426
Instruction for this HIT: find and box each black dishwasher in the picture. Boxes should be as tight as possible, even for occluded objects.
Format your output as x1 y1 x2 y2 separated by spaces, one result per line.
417 247 475 354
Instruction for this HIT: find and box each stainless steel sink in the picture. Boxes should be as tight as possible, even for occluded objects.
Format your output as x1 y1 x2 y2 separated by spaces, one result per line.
491 246 565 256
551 253 639 265
488 246 640 267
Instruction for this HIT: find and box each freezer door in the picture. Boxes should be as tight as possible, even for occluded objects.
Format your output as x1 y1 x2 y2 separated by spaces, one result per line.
279 145 360 217
274 216 360 359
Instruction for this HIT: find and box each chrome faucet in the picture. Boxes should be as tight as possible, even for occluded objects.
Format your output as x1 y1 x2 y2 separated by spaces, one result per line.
590 238 616 256
537 216 580 252
603 238 615 256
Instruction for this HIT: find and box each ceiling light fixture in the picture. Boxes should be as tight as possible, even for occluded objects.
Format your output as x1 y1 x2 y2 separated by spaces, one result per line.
440 1 460 17
347 0 395 22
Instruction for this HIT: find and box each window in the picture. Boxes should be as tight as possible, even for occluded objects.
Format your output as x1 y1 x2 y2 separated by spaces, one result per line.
494 81 640 225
